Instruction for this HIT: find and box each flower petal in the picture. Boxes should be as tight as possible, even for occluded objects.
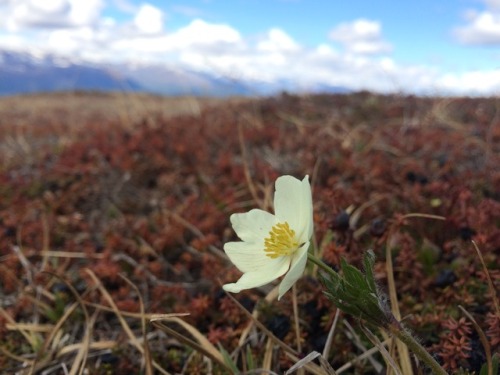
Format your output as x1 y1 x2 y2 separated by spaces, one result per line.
224 241 274 273
274 175 313 242
277 242 309 300
230 208 276 243
223 256 290 293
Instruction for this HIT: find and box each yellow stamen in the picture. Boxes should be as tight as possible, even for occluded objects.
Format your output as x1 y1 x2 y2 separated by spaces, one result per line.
264 222 299 259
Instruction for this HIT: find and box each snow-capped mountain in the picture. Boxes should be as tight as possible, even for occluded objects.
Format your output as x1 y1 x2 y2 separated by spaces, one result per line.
0 49 256 96
0 49 142 95
0 49 347 97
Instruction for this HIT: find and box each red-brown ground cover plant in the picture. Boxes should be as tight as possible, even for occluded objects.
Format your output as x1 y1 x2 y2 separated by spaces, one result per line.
0 91 498 374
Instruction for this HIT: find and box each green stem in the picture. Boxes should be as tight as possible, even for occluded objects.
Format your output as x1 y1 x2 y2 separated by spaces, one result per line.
387 322 448 375
307 252 338 279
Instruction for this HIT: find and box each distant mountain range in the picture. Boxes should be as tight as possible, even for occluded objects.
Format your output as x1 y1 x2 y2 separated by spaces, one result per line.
0 49 348 97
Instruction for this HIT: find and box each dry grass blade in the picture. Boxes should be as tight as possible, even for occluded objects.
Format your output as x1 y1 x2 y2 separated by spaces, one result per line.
12 245 33 284
28 272 92 375
30 300 80 372
292 284 302 354
149 316 231 372
85 302 188 320
37 274 91 347
349 195 386 231
57 341 116 356
401 213 446 221
322 308 340 358
84 269 171 375
262 337 274 374
238 284 279 347
285 350 320 375
38 251 105 259
119 273 153 375
471 241 500 316
226 291 297 355
40 212 50 271
318 356 338 375
334 338 391 374
85 269 138 346
385 213 446 375
360 324 402 375
41 301 79 348
386 231 413 375
0 345 34 366
224 292 326 375
69 311 97 375
459 305 493 375
343 320 383 373
286 351 338 375
5 323 54 333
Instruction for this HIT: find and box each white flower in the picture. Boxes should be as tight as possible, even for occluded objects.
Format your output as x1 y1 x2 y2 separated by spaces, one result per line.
223 175 313 300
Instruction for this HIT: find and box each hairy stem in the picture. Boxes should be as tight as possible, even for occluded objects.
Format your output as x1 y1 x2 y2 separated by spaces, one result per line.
387 322 448 375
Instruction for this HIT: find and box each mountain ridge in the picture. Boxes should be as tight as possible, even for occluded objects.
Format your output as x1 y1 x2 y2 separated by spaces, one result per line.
0 48 348 97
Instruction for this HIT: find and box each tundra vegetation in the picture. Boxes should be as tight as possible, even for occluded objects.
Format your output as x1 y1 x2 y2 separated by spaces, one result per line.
0 91 498 374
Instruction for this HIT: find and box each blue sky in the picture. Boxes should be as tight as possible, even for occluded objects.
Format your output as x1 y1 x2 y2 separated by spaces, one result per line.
1 0 499 95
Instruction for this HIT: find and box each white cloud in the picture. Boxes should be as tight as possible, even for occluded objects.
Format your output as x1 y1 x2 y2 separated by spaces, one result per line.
454 0 500 45
257 28 300 52
8 0 70 29
29 0 68 14
172 19 242 47
47 27 101 53
68 0 103 26
134 4 164 34
106 19 244 64
437 69 500 94
329 18 392 55
2 0 104 30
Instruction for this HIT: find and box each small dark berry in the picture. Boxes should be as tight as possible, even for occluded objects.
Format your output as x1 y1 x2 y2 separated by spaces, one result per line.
239 296 255 312
266 314 290 340
417 175 429 185
406 171 417 183
459 226 476 241
370 218 386 237
330 211 350 231
3 226 16 238
406 171 428 185
100 352 119 365
434 269 457 288
147 177 157 189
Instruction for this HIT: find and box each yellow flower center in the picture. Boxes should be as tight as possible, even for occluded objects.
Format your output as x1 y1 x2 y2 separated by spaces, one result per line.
264 222 299 259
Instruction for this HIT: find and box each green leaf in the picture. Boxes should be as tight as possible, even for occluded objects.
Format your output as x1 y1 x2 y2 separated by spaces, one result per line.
320 257 390 326
325 296 363 317
219 346 240 374
337 282 359 301
341 260 369 291
245 346 255 370
363 250 378 294
480 353 499 375
319 273 340 296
